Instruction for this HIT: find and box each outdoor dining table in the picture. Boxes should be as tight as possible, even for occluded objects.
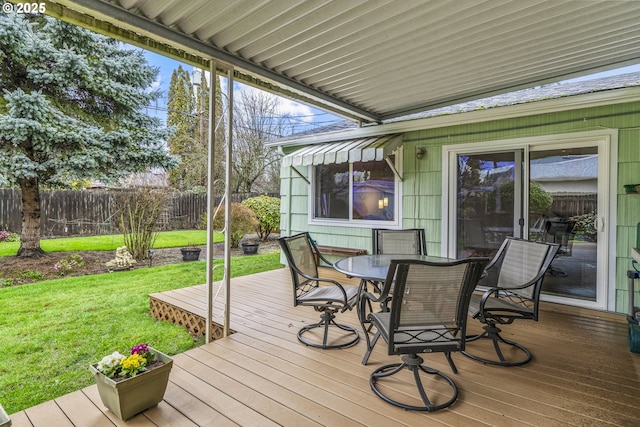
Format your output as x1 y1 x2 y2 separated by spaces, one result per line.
333 253 457 283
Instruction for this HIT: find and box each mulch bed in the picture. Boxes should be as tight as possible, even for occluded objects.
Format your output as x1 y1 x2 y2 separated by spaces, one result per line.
0 235 280 286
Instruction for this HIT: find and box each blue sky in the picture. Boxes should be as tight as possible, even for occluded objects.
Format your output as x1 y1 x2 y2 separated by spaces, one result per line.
561 63 640 83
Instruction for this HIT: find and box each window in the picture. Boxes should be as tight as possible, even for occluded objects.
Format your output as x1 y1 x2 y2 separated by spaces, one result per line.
313 157 396 223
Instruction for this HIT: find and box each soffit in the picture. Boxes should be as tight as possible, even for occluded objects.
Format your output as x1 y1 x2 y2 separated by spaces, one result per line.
43 0 640 123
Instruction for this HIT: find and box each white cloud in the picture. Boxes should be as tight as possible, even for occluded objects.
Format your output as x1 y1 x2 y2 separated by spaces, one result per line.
220 78 317 123
147 77 161 93
276 97 315 123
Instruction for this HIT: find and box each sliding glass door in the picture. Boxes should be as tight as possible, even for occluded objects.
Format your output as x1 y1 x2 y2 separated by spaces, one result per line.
445 134 610 309
456 151 520 258
529 146 599 302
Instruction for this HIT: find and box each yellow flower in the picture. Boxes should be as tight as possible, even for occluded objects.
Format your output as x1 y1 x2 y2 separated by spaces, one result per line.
121 353 146 370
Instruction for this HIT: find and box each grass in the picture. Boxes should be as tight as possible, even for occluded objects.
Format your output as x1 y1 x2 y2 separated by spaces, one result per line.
0 230 222 257
0 252 283 414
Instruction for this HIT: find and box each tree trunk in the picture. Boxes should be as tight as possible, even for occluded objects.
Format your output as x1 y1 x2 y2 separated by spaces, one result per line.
17 177 45 257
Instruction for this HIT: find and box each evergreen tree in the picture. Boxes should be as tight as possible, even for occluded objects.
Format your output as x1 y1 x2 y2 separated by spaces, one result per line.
196 71 226 191
166 66 224 191
0 13 176 256
166 65 196 189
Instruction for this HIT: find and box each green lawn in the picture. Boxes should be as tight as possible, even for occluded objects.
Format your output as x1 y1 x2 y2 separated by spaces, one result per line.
0 252 282 414
0 230 221 257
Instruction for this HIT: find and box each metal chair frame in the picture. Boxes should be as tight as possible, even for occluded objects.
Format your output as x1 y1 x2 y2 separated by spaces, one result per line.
360 258 488 411
463 237 559 366
278 232 360 349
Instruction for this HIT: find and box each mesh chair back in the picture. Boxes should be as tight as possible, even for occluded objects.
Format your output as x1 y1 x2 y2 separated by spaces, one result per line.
372 228 426 255
278 233 320 302
386 259 486 354
496 239 550 299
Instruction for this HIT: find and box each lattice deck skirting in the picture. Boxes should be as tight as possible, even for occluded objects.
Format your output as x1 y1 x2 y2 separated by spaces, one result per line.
149 296 226 340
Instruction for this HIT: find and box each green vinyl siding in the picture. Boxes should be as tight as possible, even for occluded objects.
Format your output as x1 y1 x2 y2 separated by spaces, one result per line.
281 100 640 313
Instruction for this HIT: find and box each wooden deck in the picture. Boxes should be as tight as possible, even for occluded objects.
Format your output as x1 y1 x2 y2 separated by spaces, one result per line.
9 267 640 427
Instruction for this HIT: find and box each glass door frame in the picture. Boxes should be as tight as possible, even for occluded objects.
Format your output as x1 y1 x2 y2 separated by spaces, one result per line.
442 130 617 311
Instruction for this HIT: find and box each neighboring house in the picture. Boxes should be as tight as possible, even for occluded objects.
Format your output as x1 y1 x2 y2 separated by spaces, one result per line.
119 168 170 188
89 168 170 189
272 72 640 315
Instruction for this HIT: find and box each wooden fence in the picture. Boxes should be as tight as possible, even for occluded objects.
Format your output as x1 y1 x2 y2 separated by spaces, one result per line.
0 189 278 238
547 192 597 217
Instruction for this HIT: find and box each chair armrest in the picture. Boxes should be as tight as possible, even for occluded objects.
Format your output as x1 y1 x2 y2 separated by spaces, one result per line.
288 262 352 307
477 286 533 321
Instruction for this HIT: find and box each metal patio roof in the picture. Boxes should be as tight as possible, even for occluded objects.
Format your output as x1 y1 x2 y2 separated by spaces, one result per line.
43 0 640 124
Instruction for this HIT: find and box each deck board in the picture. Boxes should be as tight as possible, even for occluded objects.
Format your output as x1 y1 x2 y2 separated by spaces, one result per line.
9 267 640 427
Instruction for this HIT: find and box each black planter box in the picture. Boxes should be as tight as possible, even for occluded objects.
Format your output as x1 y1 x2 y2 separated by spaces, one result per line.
180 248 201 261
241 243 259 255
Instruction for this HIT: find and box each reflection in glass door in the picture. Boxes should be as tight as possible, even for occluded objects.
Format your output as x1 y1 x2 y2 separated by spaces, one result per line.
452 143 604 306
529 147 598 302
456 151 519 259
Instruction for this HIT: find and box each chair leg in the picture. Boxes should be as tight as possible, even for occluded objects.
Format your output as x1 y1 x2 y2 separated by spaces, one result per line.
463 324 532 366
362 330 381 365
370 354 458 411
297 310 360 349
444 352 458 374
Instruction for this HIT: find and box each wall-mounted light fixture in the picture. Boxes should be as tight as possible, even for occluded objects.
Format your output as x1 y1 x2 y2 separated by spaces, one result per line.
416 147 426 159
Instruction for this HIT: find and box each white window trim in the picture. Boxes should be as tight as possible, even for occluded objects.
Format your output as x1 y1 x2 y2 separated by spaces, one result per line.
308 149 402 228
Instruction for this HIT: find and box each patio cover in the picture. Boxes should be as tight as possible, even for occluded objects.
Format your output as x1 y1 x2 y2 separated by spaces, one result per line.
282 134 403 167
41 0 640 124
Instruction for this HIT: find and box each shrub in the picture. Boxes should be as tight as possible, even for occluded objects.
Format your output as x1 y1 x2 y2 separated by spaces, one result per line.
0 277 14 288
242 195 281 241
113 188 168 261
21 270 44 281
211 203 258 248
53 254 85 276
569 211 597 241
486 181 553 214
0 230 20 242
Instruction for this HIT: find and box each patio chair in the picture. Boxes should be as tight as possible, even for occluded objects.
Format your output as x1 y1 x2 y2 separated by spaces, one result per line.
363 228 428 319
360 257 488 411
372 228 427 256
462 237 559 366
278 232 360 349
367 227 427 294
462 218 501 257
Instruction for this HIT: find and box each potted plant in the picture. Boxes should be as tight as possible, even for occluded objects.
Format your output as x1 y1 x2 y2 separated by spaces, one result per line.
212 203 258 248
0 402 10 427
89 343 173 420
624 184 640 194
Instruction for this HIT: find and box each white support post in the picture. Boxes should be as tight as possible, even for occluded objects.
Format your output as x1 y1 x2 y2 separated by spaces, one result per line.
205 60 216 343
223 68 234 337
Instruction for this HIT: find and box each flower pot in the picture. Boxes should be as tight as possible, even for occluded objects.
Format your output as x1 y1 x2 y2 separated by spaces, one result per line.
624 184 640 194
241 242 259 255
180 247 201 261
89 347 173 420
0 402 10 427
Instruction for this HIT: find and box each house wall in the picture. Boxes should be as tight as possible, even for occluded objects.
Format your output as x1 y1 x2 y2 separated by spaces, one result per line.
280 100 640 313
